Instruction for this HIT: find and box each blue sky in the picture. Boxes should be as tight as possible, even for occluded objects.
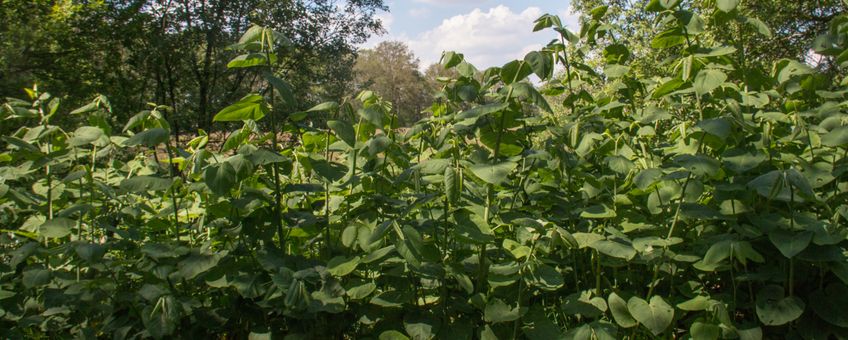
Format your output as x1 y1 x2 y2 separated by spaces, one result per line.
363 0 580 70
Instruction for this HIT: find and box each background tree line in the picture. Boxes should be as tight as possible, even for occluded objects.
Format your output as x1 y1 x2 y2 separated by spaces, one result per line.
1 0 844 135
0 0 387 136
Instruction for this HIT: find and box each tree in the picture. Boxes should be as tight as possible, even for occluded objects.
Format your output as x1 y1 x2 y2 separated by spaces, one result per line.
568 0 847 75
353 41 430 125
0 0 387 134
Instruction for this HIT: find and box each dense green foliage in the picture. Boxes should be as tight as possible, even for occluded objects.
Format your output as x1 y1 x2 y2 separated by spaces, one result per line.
3 1 848 339
0 0 386 134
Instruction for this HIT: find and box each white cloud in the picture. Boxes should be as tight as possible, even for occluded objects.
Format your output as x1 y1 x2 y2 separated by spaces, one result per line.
363 5 583 72
407 5 556 69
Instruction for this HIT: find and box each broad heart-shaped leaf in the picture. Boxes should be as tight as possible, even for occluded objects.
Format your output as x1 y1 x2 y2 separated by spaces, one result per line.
747 170 797 201
809 283 848 327
511 83 553 113
204 162 237 196
652 78 684 99
177 251 222 280
484 298 521 323
403 313 440 340
609 292 637 328
590 239 636 260
651 28 685 49
675 154 721 178
524 51 553 80
605 156 635 174
124 128 169 147
39 217 74 238
346 281 377 300
563 321 618 340
768 230 813 258
456 102 508 120
580 205 617 219
468 161 517 186
358 107 383 127
755 285 804 326
378 330 409 340
695 117 731 140
693 69 727 95
478 125 523 157
327 120 356 148
716 0 739 12
690 320 720 340
627 296 674 336
213 94 268 121
121 176 173 193
604 64 630 78
70 126 104 146
327 256 361 277
500 60 532 84
227 53 277 69
821 126 848 147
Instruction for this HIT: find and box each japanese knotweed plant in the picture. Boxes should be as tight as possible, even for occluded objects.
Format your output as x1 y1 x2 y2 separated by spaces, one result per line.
2 2 848 339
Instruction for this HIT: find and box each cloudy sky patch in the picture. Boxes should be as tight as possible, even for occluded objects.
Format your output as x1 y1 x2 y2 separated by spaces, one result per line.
364 1 580 70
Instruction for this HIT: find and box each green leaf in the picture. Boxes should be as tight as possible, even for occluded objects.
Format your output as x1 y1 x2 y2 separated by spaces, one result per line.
121 176 173 193
755 285 804 326
717 0 739 12
39 218 74 238
693 69 727 95
213 94 268 122
609 292 638 328
307 101 339 113
70 126 105 146
124 128 169 147
22 268 51 288
524 51 553 80
227 53 277 69
522 306 563 338
580 205 617 219
690 320 720 340
484 298 521 323
327 120 356 148
821 126 848 147
744 16 772 38
675 154 721 178
604 64 630 78
628 296 674 336
468 161 517 186
444 166 459 204
205 162 237 196
404 314 439 340
652 28 685 49
526 264 564 290
379 330 410 340
768 230 813 258
646 0 679 11
590 5 609 19
358 107 383 127
346 281 377 300
564 321 618 340
500 60 532 84
441 51 464 68
456 103 508 120
652 78 684 98
327 256 361 277
590 240 636 260
809 283 848 327
178 252 222 280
